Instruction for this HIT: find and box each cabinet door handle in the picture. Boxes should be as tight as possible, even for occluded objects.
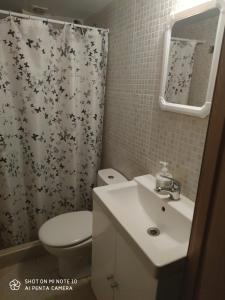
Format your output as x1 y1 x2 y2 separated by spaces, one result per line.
107 274 114 281
110 281 119 289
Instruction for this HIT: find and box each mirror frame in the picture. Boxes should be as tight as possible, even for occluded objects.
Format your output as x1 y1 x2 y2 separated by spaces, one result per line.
159 0 225 118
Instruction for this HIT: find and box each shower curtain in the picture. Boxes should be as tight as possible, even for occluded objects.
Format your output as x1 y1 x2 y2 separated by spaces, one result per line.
165 40 197 105
0 17 108 249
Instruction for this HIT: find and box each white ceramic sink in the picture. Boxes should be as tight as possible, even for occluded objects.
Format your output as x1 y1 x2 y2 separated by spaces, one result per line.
93 174 194 277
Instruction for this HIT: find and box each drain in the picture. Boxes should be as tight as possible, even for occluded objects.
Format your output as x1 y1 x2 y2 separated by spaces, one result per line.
147 227 160 237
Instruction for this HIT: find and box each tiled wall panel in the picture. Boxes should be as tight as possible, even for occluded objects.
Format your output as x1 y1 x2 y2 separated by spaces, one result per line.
87 0 210 201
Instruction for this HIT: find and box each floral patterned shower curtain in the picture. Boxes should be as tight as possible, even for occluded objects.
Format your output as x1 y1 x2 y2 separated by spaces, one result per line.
0 17 108 249
165 40 197 105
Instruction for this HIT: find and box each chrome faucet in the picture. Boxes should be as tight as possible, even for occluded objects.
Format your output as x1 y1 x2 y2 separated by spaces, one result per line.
155 176 181 201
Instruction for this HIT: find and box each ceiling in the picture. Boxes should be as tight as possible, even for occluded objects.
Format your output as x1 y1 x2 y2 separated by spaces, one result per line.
0 0 113 20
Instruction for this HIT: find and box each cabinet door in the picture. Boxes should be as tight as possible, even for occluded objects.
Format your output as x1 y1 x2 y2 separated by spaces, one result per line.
92 200 116 300
114 231 158 300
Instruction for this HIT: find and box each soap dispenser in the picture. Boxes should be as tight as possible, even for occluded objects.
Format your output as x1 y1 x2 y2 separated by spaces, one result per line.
156 161 173 189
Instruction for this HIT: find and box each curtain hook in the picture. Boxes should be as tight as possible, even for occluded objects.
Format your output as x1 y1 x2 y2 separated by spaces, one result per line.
9 11 11 17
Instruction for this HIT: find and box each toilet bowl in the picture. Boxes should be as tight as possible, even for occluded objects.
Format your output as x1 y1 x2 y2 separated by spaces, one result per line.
38 169 127 278
39 211 92 278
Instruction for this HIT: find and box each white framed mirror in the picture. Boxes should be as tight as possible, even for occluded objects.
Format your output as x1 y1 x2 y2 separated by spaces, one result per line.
159 0 225 118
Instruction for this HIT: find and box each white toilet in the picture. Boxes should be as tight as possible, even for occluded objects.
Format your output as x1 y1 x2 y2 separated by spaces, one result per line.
38 169 127 278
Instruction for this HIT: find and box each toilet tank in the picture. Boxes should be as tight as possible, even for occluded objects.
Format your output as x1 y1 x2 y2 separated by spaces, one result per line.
97 169 128 187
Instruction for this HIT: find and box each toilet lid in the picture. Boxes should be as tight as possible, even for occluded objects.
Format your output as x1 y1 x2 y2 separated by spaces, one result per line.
38 211 92 247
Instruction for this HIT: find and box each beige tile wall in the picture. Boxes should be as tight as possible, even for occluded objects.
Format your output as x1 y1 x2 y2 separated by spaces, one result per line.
87 0 210 201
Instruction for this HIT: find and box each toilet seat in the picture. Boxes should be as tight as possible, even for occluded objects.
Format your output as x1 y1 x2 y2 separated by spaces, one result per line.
38 211 92 248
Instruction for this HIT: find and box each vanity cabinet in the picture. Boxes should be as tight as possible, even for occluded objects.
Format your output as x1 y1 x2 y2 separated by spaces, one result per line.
91 200 116 300
92 199 184 300
114 231 157 300
92 200 157 300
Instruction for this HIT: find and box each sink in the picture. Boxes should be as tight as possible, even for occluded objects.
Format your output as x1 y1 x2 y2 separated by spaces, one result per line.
93 174 194 277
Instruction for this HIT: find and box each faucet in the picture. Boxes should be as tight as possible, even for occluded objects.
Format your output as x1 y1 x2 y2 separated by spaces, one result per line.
155 176 181 201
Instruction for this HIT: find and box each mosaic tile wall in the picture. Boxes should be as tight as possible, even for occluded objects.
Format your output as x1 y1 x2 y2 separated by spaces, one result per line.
87 0 211 201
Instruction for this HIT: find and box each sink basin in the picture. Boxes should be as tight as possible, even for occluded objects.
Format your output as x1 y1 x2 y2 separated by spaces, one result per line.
93 174 194 277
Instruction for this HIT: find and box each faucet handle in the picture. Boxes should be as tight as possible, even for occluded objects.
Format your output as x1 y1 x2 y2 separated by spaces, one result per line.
161 175 181 191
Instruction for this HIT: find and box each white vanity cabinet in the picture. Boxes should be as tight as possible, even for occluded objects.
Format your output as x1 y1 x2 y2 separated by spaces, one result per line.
91 200 116 300
92 175 193 300
92 200 157 300
114 231 157 300
92 199 184 300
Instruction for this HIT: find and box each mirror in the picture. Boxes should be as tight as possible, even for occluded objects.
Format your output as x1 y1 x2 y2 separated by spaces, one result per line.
166 9 219 107
159 2 225 118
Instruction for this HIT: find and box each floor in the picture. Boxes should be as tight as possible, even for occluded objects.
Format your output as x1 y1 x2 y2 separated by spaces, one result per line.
0 254 97 300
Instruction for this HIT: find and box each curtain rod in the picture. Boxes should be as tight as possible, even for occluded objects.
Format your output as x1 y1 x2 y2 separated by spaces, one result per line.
172 37 205 44
0 9 109 33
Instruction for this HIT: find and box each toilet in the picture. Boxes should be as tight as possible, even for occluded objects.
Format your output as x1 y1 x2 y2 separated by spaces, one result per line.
38 169 127 278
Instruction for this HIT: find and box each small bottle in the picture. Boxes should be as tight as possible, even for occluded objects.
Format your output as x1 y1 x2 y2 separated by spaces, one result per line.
156 161 173 189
